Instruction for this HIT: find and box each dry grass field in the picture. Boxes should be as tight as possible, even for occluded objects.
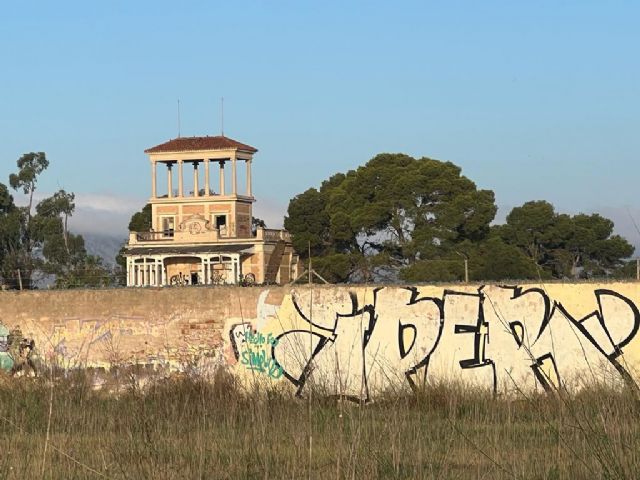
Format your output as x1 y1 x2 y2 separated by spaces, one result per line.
1 371 639 479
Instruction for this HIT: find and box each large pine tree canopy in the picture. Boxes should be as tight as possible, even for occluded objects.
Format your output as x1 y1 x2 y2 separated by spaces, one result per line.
285 154 634 283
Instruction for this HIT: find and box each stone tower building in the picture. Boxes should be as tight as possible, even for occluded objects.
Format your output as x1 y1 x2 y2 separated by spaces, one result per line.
123 135 299 286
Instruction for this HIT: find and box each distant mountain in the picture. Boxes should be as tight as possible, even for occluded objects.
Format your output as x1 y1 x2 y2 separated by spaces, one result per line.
82 233 127 267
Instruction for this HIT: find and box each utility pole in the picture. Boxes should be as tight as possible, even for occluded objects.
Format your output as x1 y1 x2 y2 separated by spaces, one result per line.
16 269 23 291
455 251 469 283
308 242 312 285
464 257 469 283
307 240 313 480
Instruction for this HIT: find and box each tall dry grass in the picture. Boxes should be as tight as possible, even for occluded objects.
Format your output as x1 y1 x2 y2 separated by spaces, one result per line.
0 370 639 479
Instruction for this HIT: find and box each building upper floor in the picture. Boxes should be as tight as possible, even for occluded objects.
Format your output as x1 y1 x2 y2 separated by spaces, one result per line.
128 134 292 248
146 135 256 202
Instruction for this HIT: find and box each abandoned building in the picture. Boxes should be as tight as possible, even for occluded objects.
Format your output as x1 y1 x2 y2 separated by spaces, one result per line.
123 135 299 286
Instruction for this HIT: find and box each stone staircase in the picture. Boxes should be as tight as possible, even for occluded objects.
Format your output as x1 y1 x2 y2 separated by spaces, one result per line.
264 240 286 284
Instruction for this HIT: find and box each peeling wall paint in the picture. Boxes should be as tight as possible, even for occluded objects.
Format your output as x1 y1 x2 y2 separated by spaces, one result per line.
2 283 640 398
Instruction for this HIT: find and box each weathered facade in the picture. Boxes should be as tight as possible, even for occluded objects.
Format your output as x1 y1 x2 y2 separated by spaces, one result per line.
2 282 640 398
123 136 299 286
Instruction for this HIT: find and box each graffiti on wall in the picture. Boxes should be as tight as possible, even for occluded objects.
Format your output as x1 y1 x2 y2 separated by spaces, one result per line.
0 323 37 376
232 285 640 401
3 284 640 397
230 323 284 379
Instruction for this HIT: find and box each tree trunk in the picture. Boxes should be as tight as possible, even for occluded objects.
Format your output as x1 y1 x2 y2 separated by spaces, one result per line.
571 254 580 279
63 214 70 255
25 184 34 254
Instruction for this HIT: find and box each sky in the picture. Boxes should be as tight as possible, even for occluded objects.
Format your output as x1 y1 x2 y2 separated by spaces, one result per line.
1 1 639 247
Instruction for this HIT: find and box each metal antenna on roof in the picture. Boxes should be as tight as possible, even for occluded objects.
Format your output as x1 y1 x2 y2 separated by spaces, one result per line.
220 97 224 136
177 99 181 138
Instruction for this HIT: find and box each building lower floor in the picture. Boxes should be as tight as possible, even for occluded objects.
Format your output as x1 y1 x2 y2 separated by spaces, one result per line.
126 253 244 286
124 241 299 287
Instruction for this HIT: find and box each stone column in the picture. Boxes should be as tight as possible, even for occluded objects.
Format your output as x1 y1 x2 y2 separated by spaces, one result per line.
162 259 168 286
167 163 173 198
204 159 210 196
232 156 237 195
233 257 239 284
193 162 199 197
151 161 157 198
178 159 184 197
246 159 252 197
219 161 225 195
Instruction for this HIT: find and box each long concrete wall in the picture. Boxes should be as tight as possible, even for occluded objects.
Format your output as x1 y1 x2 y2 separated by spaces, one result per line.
2 282 640 398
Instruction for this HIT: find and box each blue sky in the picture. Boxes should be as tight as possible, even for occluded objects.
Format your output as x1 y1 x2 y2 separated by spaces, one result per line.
1 1 639 243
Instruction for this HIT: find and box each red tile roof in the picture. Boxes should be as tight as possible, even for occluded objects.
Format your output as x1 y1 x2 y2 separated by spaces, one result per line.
145 136 257 154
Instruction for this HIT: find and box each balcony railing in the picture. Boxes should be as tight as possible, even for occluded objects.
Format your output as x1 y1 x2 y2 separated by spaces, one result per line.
128 227 292 245
135 231 174 242
259 228 292 242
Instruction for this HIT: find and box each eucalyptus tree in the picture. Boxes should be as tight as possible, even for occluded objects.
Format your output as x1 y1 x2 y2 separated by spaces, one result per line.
1 153 112 288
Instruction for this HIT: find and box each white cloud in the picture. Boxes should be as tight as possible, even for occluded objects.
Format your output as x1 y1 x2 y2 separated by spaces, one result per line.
13 191 145 237
69 193 146 236
73 192 145 214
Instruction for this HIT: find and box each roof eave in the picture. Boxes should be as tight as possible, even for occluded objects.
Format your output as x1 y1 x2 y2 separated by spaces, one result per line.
145 147 257 155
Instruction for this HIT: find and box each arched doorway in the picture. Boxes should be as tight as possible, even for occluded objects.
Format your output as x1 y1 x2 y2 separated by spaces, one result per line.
164 256 202 285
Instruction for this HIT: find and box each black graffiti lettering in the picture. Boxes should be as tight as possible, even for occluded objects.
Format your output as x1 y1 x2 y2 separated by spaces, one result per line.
248 285 640 401
531 353 561 392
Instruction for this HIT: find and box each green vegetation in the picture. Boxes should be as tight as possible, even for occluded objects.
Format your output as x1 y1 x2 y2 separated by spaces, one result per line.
285 154 497 283
1 372 639 479
496 200 634 278
0 152 113 289
285 154 635 283
127 203 152 232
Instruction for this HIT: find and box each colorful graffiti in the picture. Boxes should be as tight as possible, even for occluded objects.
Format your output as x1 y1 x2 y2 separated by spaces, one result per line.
0 324 37 376
233 285 640 401
230 323 283 379
0 323 13 371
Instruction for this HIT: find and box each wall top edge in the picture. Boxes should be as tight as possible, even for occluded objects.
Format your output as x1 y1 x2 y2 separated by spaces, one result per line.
1 280 639 297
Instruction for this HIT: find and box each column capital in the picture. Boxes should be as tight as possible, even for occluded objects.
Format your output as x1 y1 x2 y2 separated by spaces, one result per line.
219 160 226 196
167 162 173 198
193 161 200 197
